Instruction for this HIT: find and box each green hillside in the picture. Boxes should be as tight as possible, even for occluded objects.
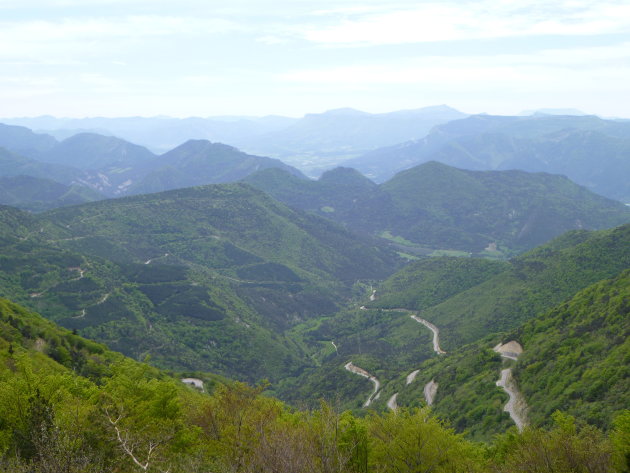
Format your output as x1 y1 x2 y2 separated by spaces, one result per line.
41 183 395 282
248 161 630 254
0 205 302 382
129 140 306 195
274 224 630 427
0 147 84 186
0 297 221 472
390 269 630 441
244 166 378 218
375 161 630 251
419 224 630 349
369 257 509 310
5 297 621 473
0 175 103 212
0 184 399 383
515 269 630 428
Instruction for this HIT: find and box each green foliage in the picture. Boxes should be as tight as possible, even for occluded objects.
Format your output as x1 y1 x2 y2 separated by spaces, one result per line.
0 175 102 212
421 224 630 349
0 297 626 472
514 270 630 431
371 256 508 310
0 184 400 383
367 408 486 472
248 160 630 253
492 412 615 473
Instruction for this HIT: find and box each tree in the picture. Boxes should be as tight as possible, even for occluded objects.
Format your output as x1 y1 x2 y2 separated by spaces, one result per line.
493 411 614 473
366 407 485 473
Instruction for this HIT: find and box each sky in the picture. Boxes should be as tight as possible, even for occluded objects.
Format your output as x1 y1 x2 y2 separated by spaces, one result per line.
1 0 629 118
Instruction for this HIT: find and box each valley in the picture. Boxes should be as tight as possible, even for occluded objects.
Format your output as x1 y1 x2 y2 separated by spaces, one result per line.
0 109 628 466
3 0 630 468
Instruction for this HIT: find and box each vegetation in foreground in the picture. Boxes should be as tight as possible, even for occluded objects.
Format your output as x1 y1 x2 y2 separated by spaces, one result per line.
1 297 628 473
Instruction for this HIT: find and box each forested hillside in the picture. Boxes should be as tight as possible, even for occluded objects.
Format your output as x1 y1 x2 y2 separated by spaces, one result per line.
0 175 102 211
386 269 630 442
247 161 630 254
0 183 399 383
273 224 630 439
1 297 627 472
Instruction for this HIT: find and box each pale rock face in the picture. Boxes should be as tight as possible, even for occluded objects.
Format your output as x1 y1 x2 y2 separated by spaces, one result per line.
424 380 438 406
181 378 204 392
493 340 523 360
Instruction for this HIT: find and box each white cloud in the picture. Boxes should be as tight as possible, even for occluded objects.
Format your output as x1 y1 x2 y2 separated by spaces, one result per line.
280 42 630 89
0 15 240 62
255 35 289 45
0 15 238 40
299 0 630 45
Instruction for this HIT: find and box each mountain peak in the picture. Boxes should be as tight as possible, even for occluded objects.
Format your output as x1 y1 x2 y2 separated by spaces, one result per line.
319 167 376 187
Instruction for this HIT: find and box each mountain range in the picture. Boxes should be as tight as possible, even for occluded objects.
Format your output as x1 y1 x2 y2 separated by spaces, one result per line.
1 106 467 174
246 161 630 254
347 114 630 202
0 107 628 448
0 124 306 199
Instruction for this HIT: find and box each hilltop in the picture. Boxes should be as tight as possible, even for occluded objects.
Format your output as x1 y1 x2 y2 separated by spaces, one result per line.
246 161 630 254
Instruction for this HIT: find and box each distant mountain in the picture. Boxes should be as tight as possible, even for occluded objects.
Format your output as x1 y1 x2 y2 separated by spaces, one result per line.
129 140 306 195
520 108 587 116
241 106 467 167
403 130 630 203
0 175 103 211
346 114 630 198
2 106 468 174
1 115 300 154
40 132 156 170
0 146 84 185
0 123 57 158
0 123 310 199
247 161 630 253
27 133 157 195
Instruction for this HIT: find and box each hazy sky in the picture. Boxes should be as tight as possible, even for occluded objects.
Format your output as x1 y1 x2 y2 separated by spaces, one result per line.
2 0 629 118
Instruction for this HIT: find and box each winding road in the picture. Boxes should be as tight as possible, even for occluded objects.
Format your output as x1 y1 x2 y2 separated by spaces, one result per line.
496 368 528 431
493 341 528 430
344 362 381 407
410 315 446 354
347 307 447 410
144 253 169 265
346 293 530 432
